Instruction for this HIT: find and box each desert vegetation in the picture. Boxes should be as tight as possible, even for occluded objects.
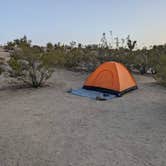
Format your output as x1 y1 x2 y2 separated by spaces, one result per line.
4 36 55 87
1 35 166 87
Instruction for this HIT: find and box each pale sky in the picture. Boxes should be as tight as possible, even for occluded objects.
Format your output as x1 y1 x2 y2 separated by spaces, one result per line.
0 0 166 47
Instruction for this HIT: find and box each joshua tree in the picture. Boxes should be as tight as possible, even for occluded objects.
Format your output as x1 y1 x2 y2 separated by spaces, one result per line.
121 38 125 48
100 33 108 48
127 39 137 51
114 37 120 49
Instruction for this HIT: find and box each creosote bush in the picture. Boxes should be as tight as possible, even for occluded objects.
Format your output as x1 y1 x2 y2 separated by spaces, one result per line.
155 54 166 86
8 46 54 88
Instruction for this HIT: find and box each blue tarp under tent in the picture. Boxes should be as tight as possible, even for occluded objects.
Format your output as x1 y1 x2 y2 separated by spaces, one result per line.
69 88 116 100
68 61 137 100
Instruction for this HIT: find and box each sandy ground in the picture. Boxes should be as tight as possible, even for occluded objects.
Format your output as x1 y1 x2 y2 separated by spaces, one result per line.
0 69 166 166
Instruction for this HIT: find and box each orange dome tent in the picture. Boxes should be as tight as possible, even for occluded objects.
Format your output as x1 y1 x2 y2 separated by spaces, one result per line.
83 61 137 96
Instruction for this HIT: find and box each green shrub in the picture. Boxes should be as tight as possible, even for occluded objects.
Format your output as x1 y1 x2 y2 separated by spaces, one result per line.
5 36 31 50
44 48 67 68
0 58 4 74
64 48 98 71
155 54 166 86
8 46 54 88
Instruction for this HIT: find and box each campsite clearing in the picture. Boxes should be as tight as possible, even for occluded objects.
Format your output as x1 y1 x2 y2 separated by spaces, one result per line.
0 69 166 166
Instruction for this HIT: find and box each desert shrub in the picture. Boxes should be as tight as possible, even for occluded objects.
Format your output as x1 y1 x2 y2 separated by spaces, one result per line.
4 42 15 51
5 36 31 51
64 48 84 68
97 48 136 70
0 58 4 74
46 42 54 52
4 36 166 87
36 45 98 71
148 45 166 73
79 50 98 71
8 46 55 88
64 48 98 71
155 54 166 86
133 45 166 75
133 49 150 74
44 48 67 67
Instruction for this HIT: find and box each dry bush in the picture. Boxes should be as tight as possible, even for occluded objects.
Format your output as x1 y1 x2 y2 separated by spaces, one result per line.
8 46 54 88
155 54 166 86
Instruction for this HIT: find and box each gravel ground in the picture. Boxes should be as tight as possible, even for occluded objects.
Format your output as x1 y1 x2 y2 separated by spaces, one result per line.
0 69 166 166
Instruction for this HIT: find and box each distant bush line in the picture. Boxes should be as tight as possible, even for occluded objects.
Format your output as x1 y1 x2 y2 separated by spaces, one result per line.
1 36 166 87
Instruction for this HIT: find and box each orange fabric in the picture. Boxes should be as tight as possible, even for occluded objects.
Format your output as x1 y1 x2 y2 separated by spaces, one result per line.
84 61 137 92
